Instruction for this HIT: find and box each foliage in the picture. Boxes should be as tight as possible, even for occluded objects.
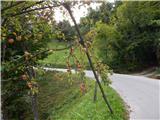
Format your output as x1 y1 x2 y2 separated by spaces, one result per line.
1 1 56 119
88 2 113 24
50 75 128 120
79 2 113 36
82 1 160 72
38 41 89 68
1 1 129 119
93 22 121 68
24 71 84 119
24 71 128 120
54 20 76 42
112 1 160 69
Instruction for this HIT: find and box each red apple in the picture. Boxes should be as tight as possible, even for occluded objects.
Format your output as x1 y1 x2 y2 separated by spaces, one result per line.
8 38 14 44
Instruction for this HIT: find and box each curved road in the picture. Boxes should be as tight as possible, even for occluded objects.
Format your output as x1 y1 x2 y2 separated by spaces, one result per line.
110 73 160 120
44 68 160 120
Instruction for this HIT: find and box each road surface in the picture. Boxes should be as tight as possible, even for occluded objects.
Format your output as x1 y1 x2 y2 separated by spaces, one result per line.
110 73 160 120
44 68 160 120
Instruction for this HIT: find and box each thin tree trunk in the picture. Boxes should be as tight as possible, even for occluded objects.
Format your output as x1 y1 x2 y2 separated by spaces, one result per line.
63 3 113 114
93 72 99 102
31 94 39 120
22 40 39 120
93 81 98 102
2 43 6 62
26 67 39 120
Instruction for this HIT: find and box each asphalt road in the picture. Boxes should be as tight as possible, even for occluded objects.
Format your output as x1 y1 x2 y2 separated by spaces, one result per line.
44 68 160 120
110 73 160 120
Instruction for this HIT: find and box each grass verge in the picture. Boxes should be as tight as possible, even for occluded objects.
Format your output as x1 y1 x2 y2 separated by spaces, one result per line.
50 81 129 120
25 70 129 120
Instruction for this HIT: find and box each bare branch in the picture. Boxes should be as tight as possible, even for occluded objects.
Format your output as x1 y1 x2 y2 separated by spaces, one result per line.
2 43 74 78
63 3 113 114
21 1 44 11
1 1 25 12
6 4 61 17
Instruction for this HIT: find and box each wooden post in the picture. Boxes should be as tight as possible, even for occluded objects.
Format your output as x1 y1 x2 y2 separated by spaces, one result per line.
93 72 99 102
93 81 98 102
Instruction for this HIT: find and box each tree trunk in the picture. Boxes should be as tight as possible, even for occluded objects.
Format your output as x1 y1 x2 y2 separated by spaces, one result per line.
93 81 98 102
26 67 39 120
31 95 39 120
63 3 113 114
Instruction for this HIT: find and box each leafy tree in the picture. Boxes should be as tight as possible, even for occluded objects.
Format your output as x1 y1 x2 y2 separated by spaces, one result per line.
87 2 113 24
1 1 113 119
1 1 58 119
112 1 160 70
79 1 113 36
90 1 160 71
93 22 121 68
54 20 76 42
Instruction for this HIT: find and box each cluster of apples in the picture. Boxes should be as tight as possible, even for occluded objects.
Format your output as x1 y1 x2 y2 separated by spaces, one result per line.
82 47 87 53
21 74 36 89
24 51 32 61
27 82 33 88
66 61 72 73
80 82 87 95
86 41 92 48
75 60 82 71
70 47 74 55
8 38 14 44
21 74 28 81
21 74 32 88
27 81 38 89
7 32 22 44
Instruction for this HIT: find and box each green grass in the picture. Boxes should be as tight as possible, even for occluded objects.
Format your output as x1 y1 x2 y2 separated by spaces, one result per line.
37 71 83 119
25 70 129 120
50 82 129 120
38 41 89 68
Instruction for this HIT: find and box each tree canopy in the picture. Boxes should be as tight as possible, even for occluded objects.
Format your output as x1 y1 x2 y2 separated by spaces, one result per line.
81 1 160 71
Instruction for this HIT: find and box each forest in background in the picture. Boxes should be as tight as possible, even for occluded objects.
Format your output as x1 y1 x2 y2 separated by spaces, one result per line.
49 1 160 72
78 1 160 72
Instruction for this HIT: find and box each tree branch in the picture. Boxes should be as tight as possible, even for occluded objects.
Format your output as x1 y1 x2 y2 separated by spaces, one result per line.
1 1 25 12
2 43 74 78
6 4 61 17
63 2 113 114
21 1 44 11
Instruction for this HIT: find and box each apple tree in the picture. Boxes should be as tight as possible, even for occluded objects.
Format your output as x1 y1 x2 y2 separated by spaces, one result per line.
1 1 58 119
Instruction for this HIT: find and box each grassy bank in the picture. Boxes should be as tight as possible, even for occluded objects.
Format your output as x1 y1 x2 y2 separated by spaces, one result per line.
50 83 129 120
25 70 129 120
